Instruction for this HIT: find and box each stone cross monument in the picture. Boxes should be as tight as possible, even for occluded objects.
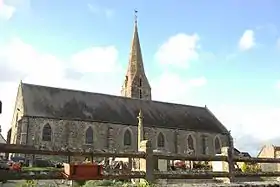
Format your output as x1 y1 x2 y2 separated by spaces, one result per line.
137 109 144 150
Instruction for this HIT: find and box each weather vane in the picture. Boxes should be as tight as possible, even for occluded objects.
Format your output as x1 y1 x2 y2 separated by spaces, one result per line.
134 9 138 23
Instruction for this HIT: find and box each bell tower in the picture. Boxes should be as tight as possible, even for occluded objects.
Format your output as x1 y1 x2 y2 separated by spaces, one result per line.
121 10 152 100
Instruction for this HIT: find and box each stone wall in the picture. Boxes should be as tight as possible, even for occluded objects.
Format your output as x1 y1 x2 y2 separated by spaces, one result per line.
156 181 280 187
10 84 25 145
17 116 228 156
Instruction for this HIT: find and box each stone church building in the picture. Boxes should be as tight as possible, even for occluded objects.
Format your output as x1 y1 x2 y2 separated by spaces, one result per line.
9 18 230 157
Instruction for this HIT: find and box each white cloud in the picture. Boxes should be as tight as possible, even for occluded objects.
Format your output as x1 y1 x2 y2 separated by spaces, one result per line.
71 46 120 73
155 33 200 68
238 30 255 51
151 72 192 103
0 0 31 20
104 9 114 18
0 37 66 83
151 72 206 103
188 77 207 87
0 38 124 137
87 3 98 14
210 105 280 147
87 3 114 19
0 1 16 20
0 38 122 81
275 80 280 89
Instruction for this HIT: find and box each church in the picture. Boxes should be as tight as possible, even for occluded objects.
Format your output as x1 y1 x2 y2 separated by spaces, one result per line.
9 17 230 157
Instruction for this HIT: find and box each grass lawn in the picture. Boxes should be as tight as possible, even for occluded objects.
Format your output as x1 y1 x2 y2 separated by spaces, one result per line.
22 167 63 171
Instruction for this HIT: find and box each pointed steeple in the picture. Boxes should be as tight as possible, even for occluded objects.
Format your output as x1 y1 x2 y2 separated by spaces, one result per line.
121 10 152 100
127 12 145 75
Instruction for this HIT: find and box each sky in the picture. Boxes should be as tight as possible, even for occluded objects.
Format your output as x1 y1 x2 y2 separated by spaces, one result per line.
0 0 280 156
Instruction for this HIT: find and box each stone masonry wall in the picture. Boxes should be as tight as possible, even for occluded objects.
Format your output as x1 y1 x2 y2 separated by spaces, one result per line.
22 116 228 156
10 84 25 145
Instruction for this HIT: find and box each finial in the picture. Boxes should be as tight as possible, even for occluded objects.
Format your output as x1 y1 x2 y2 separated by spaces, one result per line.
137 109 143 119
134 9 138 24
138 109 143 118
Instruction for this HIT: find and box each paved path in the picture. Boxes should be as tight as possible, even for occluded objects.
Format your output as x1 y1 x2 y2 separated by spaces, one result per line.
1 181 24 187
0 180 69 187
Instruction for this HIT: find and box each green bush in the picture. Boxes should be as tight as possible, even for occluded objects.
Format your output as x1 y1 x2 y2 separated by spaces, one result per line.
135 180 156 187
17 180 38 187
240 162 261 173
74 180 86 186
82 179 155 187
83 180 123 187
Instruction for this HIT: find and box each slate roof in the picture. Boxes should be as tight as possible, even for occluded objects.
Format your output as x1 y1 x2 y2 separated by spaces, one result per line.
234 148 251 157
20 83 229 134
241 152 251 158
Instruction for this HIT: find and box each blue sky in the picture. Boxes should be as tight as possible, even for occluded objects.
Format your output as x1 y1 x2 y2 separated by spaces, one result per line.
1 0 280 155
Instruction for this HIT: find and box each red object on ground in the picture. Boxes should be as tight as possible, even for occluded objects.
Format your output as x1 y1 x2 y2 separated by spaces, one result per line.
174 161 186 168
10 162 21 171
62 163 103 180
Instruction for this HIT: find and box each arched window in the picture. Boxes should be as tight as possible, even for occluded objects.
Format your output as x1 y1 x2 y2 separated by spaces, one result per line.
139 89 142 99
139 78 142 87
201 135 207 155
157 132 165 148
187 135 195 151
215 137 221 154
42 123 52 141
124 76 128 86
124 129 132 146
85 127 93 144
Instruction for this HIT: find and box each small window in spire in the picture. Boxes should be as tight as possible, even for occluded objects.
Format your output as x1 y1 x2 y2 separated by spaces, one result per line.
139 78 142 87
139 89 142 99
125 76 128 86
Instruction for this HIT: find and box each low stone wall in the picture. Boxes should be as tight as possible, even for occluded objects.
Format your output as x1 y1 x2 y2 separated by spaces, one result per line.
155 178 280 187
164 179 221 184
156 181 280 187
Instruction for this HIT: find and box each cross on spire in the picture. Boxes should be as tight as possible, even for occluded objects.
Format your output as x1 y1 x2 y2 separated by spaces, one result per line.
134 9 138 24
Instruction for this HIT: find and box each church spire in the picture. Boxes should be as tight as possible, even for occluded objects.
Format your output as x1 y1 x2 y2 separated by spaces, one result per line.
128 9 145 76
121 10 151 100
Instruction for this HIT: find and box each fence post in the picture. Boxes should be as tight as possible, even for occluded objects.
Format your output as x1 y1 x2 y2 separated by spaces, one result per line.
139 140 154 184
227 132 235 183
212 132 235 183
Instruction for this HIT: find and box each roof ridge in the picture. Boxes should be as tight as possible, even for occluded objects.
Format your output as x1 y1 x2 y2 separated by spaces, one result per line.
21 82 205 109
